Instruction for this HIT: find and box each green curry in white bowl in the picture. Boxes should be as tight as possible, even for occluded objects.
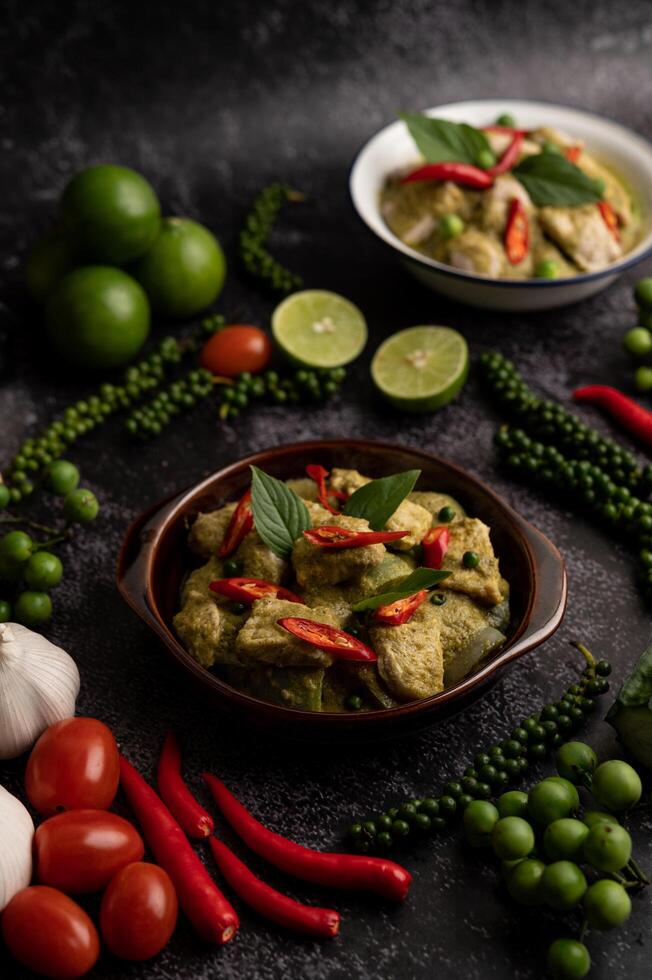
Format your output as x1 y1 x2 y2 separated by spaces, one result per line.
174 465 510 713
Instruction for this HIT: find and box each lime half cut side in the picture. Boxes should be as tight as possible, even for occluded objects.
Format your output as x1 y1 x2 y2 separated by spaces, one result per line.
371 325 469 413
271 289 368 368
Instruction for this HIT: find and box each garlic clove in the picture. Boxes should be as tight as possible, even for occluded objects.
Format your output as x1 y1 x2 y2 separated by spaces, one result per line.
0 784 34 910
0 623 80 760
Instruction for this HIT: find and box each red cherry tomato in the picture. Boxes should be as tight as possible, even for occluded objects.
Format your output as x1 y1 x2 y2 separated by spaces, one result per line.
199 324 272 377
35 809 145 893
100 862 178 961
25 717 120 816
1 885 100 979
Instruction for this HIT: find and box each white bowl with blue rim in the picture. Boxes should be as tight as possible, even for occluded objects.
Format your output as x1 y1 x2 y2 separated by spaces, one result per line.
349 99 652 312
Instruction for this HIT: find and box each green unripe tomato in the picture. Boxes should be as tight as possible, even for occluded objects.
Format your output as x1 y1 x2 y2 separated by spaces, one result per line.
540 861 587 910
534 259 559 279
0 484 10 510
583 810 619 829
555 741 597 784
496 790 529 818
462 800 499 847
63 488 99 524
23 552 63 591
546 939 591 980
45 460 80 495
0 530 34 564
439 214 465 239
623 326 652 359
528 779 577 827
583 822 632 872
0 599 11 622
492 816 535 860
634 276 652 310
634 365 652 393
506 858 545 906
583 879 632 930
592 759 642 811
14 590 52 626
543 818 589 861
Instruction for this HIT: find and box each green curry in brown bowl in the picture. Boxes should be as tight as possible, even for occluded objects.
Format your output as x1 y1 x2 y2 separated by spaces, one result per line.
174 464 513 713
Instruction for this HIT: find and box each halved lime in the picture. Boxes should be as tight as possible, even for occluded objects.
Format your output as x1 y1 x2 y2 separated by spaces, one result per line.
371 325 468 413
271 290 367 368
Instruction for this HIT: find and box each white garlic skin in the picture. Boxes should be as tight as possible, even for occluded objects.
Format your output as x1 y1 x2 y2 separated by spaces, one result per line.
0 784 34 910
0 622 80 760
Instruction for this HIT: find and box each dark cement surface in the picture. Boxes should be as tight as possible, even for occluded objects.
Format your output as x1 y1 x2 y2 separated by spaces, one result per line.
0 1 651 977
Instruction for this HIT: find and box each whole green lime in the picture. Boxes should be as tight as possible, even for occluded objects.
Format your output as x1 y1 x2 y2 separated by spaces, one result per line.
132 217 226 317
25 233 77 302
61 165 161 264
45 266 150 369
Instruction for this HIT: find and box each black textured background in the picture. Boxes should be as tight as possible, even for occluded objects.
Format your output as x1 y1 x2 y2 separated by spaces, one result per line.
1 1 651 978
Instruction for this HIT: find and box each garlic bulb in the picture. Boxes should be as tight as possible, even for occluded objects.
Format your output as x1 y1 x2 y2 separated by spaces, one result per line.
0 784 33 910
0 622 80 759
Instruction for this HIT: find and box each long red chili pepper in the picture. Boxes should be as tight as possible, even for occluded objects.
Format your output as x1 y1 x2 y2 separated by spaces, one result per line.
422 526 450 569
208 837 340 939
400 162 494 189
305 464 341 515
504 197 529 265
572 385 652 445
373 589 429 625
564 145 582 164
119 756 239 945
202 774 412 902
218 490 253 557
277 618 377 662
209 578 303 604
303 526 408 549
157 733 214 840
487 132 523 176
597 200 620 242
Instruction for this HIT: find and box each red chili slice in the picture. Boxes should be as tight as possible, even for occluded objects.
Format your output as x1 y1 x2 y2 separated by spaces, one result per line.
564 145 582 164
422 526 450 570
303 526 408 550
597 200 620 242
209 578 303 604
400 162 494 189
218 490 253 557
504 197 529 265
305 464 340 515
277 618 377 662
486 132 523 176
373 589 429 625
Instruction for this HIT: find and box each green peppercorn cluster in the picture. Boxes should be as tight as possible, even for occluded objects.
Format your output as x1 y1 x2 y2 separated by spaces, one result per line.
346 654 611 854
125 369 214 439
479 351 652 495
239 184 304 293
494 427 652 604
217 366 347 422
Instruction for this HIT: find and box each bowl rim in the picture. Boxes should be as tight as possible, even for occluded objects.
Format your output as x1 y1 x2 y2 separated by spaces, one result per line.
349 97 652 290
116 438 567 727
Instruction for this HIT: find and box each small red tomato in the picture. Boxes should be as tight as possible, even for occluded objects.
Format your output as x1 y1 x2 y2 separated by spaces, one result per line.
1 885 100 979
25 717 120 816
35 809 145 893
100 862 178 961
200 324 272 377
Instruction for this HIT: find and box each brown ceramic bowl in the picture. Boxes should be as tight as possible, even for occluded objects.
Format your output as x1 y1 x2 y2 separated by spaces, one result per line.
116 439 567 741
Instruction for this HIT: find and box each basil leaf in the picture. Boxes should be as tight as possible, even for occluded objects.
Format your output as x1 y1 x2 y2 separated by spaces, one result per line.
608 641 652 711
249 466 312 560
606 641 652 770
343 470 421 530
400 113 491 166
512 153 603 206
352 567 451 612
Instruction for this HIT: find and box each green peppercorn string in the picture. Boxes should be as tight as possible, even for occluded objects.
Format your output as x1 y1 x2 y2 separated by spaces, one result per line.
239 184 304 293
346 646 610 853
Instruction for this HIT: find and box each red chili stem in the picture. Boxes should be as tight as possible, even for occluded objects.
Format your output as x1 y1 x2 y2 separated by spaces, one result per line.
306 464 340 515
487 132 524 176
400 162 494 189
157 733 214 840
119 755 238 945
277 617 377 662
218 490 253 558
203 774 412 902
209 578 303 604
208 837 340 939
572 385 652 445
303 526 409 549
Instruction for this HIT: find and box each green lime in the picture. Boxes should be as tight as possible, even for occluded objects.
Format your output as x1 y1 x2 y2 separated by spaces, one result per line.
25 233 77 302
46 266 150 370
61 164 161 264
132 217 226 317
271 290 367 368
371 326 468 413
